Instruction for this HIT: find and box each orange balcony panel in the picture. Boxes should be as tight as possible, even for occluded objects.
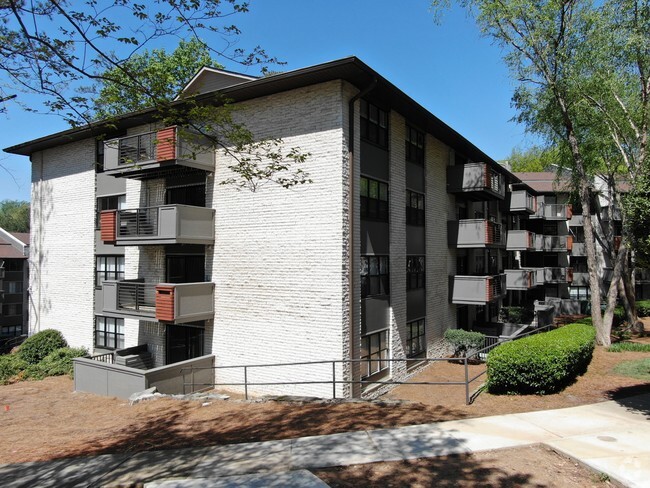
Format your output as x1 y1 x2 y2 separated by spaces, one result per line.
156 127 177 161
100 210 117 243
614 236 622 251
155 285 175 322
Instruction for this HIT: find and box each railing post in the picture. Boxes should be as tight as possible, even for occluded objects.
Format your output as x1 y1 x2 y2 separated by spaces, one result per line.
332 361 336 399
464 355 470 405
191 365 195 395
244 366 248 400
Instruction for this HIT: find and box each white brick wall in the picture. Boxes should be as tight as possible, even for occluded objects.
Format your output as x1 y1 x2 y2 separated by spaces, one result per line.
210 81 348 397
30 140 96 349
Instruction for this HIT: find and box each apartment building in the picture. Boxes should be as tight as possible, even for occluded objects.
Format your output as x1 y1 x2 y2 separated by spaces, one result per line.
0 228 29 341
6 57 550 397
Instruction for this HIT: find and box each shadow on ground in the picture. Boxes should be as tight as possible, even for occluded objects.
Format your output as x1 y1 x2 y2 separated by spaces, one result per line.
606 384 650 418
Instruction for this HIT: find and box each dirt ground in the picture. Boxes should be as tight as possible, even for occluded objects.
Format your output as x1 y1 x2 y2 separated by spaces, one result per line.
0 337 647 487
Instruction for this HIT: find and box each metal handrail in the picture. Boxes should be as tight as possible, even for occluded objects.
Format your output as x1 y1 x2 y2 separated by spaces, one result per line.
118 131 157 165
181 324 554 405
117 207 159 237
116 281 156 312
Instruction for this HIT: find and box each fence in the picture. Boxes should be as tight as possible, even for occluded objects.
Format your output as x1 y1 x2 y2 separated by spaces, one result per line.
182 324 554 405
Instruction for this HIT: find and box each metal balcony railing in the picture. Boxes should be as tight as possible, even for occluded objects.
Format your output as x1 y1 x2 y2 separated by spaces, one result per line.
536 235 573 252
117 208 159 238
117 132 157 166
116 281 156 313
544 267 573 283
506 230 535 251
532 203 573 220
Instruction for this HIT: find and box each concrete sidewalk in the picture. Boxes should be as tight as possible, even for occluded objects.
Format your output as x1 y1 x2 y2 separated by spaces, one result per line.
1 393 648 487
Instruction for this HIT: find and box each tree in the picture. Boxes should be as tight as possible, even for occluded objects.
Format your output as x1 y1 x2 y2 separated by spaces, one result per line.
505 146 559 172
92 39 218 120
432 0 650 345
0 200 29 232
0 1 311 191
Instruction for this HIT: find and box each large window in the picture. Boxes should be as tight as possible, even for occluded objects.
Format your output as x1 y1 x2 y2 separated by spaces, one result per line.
406 256 425 290
361 330 389 378
95 255 125 287
407 319 426 358
360 99 388 148
406 190 425 226
405 126 425 165
570 286 590 300
95 316 125 350
3 304 22 316
6 282 22 294
361 256 389 298
96 194 126 228
360 176 389 222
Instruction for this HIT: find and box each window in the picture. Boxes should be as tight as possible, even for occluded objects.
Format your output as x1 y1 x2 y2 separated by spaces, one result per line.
95 256 125 287
96 139 105 172
3 304 22 316
360 176 389 222
570 286 590 300
405 126 425 165
406 256 425 290
96 194 126 229
361 256 389 298
407 319 426 358
360 99 388 148
1 325 23 338
406 190 425 226
2 260 22 272
7 282 22 294
361 329 389 378
95 316 125 350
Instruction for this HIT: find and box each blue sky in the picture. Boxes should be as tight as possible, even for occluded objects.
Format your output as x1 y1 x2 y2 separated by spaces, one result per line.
0 0 535 202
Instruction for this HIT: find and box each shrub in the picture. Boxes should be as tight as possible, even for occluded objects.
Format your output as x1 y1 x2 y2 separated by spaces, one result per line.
444 329 485 357
18 329 67 365
0 354 28 385
486 323 595 395
608 342 650 352
24 347 88 380
498 306 533 324
637 300 650 318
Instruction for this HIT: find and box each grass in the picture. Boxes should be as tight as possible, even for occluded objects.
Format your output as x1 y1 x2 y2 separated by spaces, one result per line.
612 358 650 381
608 342 650 353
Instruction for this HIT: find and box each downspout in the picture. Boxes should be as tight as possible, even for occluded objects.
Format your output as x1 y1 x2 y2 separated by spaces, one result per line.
347 79 377 397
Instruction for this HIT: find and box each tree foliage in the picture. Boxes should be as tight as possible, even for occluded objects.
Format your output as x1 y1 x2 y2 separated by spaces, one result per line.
506 146 559 172
92 38 218 120
0 200 29 232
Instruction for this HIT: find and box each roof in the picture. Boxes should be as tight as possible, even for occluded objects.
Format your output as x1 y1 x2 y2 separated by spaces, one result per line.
514 172 572 194
0 228 28 259
3 56 522 183
0 236 27 259
10 232 29 246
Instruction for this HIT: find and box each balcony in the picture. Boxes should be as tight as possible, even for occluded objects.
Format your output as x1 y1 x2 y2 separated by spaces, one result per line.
509 190 537 214
636 269 650 283
102 280 215 324
544 267 573 284
572 242 586 256
447 220 505 248
530 203 573 220
506 230 536 251
104 126 214 178
534 235 573 252
572 272 590 286
101 205 215 246
602 206 622 222
450 274 506 305
505 269 540 290
446 163 506 200
569 214 584 226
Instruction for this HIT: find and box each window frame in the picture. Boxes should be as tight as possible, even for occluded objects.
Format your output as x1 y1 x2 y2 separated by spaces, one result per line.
405 125 425 165
94 316 125 350
361 329 389 378
406 318 426 358
95 255 125 287
406 190 425 226
361 255 390 298
406 256 426 291
360 176 389 222
360 99 389 148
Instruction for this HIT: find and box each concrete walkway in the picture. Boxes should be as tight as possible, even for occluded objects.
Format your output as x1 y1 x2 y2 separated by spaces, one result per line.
1 393 648 487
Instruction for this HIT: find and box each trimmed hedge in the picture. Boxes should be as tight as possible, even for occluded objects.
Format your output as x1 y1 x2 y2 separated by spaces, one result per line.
18 329 67 365
444 329 485 357
24 347 88 380
486 323 595 395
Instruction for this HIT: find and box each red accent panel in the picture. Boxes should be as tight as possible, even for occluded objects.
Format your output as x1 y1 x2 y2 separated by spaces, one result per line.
566 204 573 219
100 210 117 243
156 127 177 161
155 285 176 322
567 235 573 251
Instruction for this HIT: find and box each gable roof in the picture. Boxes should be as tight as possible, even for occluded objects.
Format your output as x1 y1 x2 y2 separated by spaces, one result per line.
0 228 28 259
177 66 258 99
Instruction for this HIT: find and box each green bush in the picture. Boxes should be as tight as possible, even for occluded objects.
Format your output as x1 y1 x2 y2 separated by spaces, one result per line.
18 329 67 365
608 342 650 352
24 347 88 380
486 323 596 395
444 329 486 357
0 354 28 385
637 300 650 318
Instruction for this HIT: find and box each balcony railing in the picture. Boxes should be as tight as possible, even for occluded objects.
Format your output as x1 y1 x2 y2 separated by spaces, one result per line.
505 269 539 290
636 269 650 283
544 267 573 284
506 230 535 251
102 280 215 323
446 163 506 199
531 203 573 220
448 220 505 248
572 272 590 286
104 126 214 177
571 242 586 256
509 190 536 214
101 205 215 246
450 274 506 305
534 235 573 252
